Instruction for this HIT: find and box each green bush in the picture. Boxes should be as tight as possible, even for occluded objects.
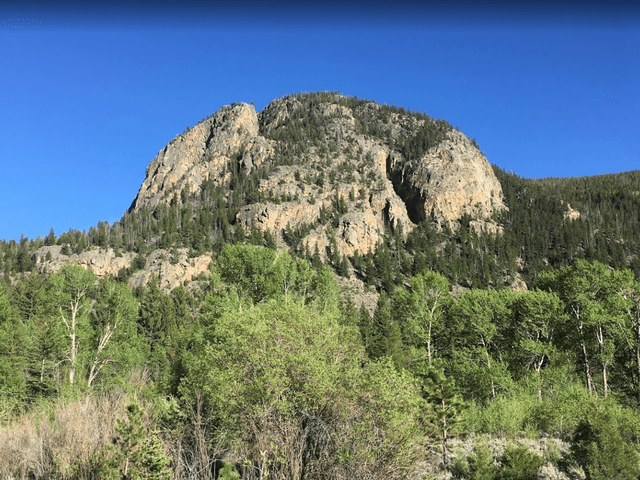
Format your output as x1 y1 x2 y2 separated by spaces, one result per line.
529 372 592 436
218 462 240 480
450 442 495 480
571 405 640 480
100 403 171 480
465 392 536 437
180 297 425 480
469 442 496 480
497 444 543 480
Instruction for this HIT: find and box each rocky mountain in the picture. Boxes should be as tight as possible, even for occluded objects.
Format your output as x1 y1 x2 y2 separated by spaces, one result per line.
7 93 640 480
23 92 512 291
130 92 505 260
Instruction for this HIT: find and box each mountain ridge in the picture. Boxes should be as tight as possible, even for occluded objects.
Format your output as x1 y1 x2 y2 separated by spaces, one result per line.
4 92 640 293
129 92 506 262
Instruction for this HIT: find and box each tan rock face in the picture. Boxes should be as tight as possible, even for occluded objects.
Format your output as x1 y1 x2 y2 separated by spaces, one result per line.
128 95 506 263
33 246 211 291
130 103 274 211
48 93 507 280
387 130 505 230
33 246 135 278
563 202 581 221
237 202 322 236
128 249 212 291
31 95 508 289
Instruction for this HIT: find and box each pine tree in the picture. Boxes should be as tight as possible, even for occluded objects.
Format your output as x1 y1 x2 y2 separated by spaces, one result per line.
420 366 467 464
105 403 172 480
369 292 405 368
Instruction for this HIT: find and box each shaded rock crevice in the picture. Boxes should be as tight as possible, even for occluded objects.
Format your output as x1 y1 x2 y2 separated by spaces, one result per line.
385 153 427 225
382 130 506 231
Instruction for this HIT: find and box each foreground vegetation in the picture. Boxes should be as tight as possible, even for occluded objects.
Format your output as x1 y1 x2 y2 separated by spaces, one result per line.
1 243 640 478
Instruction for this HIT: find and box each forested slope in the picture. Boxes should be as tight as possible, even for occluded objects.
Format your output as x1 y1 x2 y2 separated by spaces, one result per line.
1 93 640 479
2 94 639 293
495 167 640 280
2 244 640 479
3 169 639 295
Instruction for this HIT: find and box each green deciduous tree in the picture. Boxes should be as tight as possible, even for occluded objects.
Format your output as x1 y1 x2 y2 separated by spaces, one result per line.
88 279 146 388
217 243 290 304
50 265 95 387
540 260 631 397
508 290 564 401
447 289 513 402
393 270 450 368
180 297 425 480
619 278 640 404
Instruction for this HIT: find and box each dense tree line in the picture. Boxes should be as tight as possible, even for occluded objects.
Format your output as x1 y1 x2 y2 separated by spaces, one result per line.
5 167 638 295
494 167 640 279
0 246 425 479
0 160 277 279
2 245 640 478
345 168 640 291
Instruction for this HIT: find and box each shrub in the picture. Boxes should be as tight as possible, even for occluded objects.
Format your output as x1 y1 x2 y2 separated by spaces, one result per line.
571 405 640 480
468 442 496 480
497 444 543 480
219 462 240 480
450 441 495 480
179 297 425 480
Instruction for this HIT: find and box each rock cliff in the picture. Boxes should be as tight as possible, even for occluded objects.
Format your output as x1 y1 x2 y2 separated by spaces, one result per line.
130 93 506 260
33 245 212 291
130 103 274 212
28 92 508 290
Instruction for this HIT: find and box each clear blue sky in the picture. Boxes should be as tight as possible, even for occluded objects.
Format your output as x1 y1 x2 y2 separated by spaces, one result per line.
1 1 639 242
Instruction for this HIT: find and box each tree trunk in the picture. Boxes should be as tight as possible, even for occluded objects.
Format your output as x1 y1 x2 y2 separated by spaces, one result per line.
480 335 496 399
578 322 593 394
535 358 544 402
427 315 433 365
596 323 608 397
60 294 84 386
87 324 115 387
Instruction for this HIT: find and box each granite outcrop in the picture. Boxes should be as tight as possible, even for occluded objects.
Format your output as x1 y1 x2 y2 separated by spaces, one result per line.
130 94 506 261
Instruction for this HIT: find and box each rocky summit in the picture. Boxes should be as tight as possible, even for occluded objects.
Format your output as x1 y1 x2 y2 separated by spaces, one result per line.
29 92 507 288
130 92 505 260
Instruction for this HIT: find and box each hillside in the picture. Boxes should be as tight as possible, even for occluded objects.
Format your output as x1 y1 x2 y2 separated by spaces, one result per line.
2 92 640 479
129 93 504 245
495 167 640 279
2 93 640 294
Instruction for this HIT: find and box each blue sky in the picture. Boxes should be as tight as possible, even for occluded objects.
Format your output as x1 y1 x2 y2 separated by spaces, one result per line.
1 1 639 242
